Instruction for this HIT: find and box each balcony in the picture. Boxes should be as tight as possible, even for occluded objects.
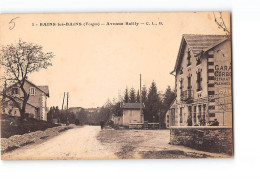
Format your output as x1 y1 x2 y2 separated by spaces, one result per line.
181 90 194 102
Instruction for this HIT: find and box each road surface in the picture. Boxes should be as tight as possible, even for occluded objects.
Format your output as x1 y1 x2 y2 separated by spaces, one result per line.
2 126 230 160
2 126 117 160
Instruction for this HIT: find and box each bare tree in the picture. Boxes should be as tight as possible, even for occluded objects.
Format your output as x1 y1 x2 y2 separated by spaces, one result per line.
0 40 54 120
213 12 231 38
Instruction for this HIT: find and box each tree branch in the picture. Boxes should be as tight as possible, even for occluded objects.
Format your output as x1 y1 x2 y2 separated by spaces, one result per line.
213 12 231 37
1 92 22 111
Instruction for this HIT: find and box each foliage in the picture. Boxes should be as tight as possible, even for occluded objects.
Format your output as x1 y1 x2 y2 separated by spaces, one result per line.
136 90 140 103
162 86 176 112
129 88 136 103
146 81 161 123
47 106 77 125
141 86 147 104
76 108 87 125
112 102 123 116
98 106 112 123
47 106 60 123
123 88 129 103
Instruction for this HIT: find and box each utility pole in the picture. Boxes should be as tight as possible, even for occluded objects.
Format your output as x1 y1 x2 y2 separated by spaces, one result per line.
140 74 142 123
62 92 65 110
66 92 69 126
60 92 66 124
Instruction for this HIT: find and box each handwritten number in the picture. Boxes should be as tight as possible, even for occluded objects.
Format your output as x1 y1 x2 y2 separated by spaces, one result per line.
9 17 20 30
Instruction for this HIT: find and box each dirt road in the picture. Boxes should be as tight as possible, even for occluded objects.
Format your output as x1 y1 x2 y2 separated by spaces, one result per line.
2 126 230 160
2 126 117 160
97 129 230 159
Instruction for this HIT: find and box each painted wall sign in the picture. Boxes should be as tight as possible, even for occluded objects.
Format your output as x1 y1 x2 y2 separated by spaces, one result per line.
214 64 232 85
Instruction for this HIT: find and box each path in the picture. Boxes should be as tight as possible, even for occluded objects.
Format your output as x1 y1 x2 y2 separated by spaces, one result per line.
2 126 117 160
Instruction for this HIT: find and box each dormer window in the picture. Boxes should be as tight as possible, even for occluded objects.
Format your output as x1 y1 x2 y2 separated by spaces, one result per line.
12 87 19 95
180 67 183 75
29 87 36 96
187 49 191 66
196 56 201 66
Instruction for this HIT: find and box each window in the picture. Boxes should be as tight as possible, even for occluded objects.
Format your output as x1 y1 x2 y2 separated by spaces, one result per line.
193 106 197 124
12 87 19 95
180 107 183 123
180 67 183 75
171 109 175 126
29 87 36 96
203 104 206 121
187 76 191 90
13 108 19 115
188 106 192 122
196 70 202 91
198 105 202 120
187 49 191 66
196 56 201 65
180 78 184 92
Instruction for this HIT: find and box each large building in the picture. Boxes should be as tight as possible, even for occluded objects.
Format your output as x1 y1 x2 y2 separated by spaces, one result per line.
166 34 232 127
2 80 49 121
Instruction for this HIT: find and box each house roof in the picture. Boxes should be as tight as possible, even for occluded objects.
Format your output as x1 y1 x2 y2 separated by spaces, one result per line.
183 34 227 56
26 80 50 97
6 79 50 97
172 34 228 73
122 103 144 109
38 86 49 96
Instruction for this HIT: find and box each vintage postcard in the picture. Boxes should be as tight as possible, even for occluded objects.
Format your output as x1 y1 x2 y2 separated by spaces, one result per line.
0 12 232 160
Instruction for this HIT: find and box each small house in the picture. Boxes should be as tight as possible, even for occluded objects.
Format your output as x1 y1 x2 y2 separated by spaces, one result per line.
122 103 144 128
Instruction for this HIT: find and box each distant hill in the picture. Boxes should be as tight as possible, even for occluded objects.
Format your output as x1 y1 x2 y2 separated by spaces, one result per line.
68 107 100 114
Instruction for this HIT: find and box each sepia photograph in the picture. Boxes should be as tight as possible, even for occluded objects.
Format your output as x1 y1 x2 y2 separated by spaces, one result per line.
0 12 232 160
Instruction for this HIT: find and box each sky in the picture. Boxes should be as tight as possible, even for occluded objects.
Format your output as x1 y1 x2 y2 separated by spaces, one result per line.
0 12 230 108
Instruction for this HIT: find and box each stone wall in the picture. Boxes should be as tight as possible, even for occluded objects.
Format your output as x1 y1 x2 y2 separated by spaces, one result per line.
170 126 233 155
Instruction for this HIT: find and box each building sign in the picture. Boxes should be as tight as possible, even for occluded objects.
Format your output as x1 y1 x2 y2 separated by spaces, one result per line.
214 64 232 86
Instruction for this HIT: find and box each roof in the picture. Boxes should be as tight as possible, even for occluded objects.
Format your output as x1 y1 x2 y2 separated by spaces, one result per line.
26 80 50 97
173 34 228 73
38 86 49 96
6 79 50 97
183 34 227 56
122 103 144 109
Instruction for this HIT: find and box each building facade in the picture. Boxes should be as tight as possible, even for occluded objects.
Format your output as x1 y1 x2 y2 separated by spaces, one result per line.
166 34 232 127
121 103 144 127
3 80 50 121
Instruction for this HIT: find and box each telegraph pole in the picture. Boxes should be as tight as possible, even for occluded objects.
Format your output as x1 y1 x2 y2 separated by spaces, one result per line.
60 92 66 124
66 92 69 125
140 74 142 123
62 92 65 110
